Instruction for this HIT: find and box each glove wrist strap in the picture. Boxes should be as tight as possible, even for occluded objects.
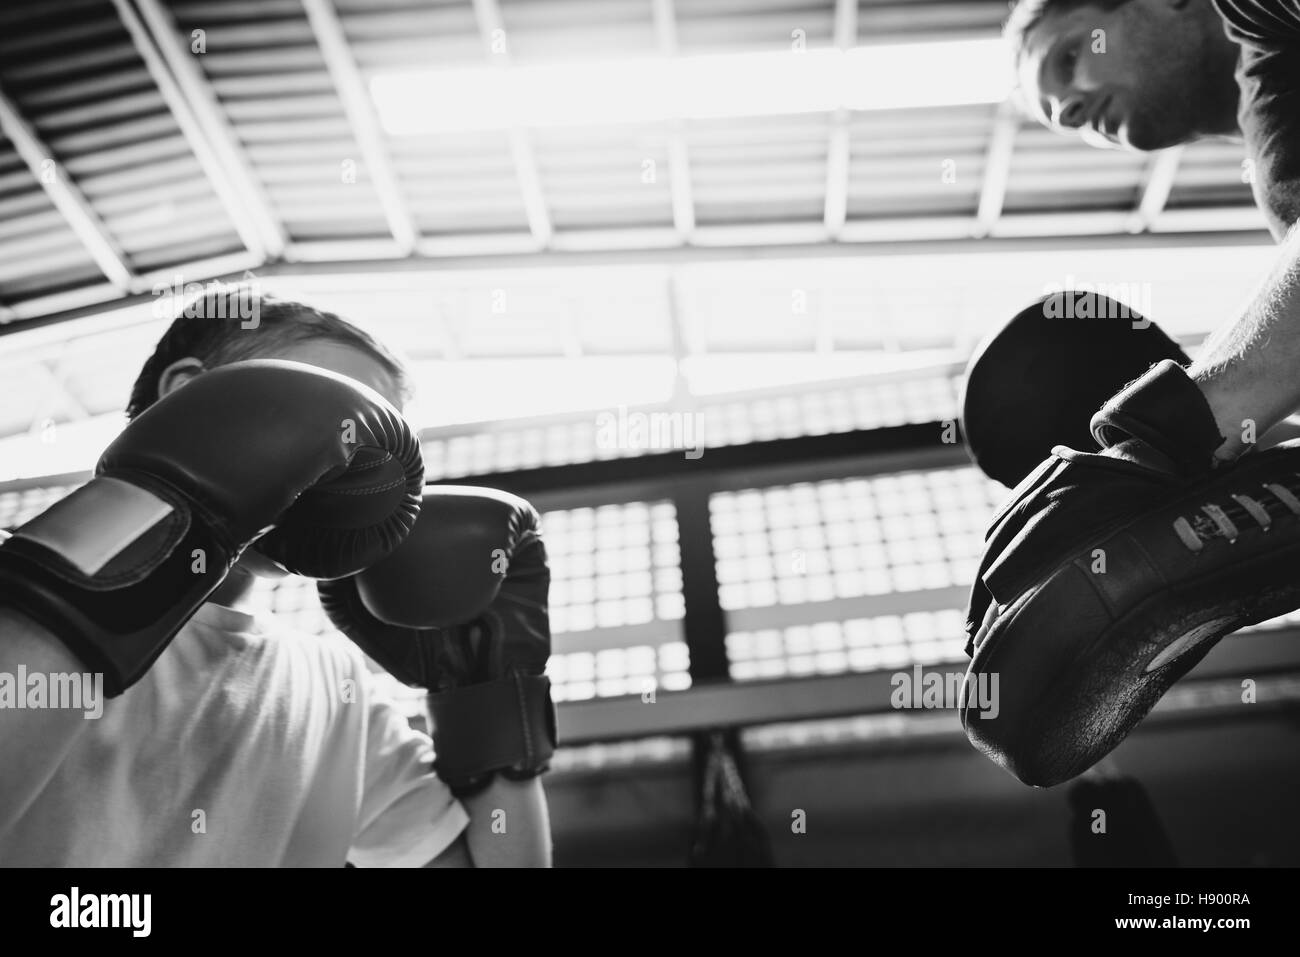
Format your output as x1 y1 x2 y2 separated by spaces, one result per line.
1090 360 1224 472
426 674 557 790
0 476 231 695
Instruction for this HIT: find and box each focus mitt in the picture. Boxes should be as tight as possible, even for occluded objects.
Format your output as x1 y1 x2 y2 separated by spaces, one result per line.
962 360 1300 785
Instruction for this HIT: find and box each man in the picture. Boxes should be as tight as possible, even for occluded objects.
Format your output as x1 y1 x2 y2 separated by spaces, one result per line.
956 2 1300 784
995 0 1300 494
993 0 1300 478
0 288 552 866
1007 0 1300 237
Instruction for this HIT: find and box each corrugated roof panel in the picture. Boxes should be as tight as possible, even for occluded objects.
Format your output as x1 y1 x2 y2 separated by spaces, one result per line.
676 0 835 53
498 0 657 62
76 152 210 198
170 0 306 18
0 0 246 299
532 125 674 230
1003 126 1147 213
60 134 194 178
170 1 393 241
0 0 1275 320
0 191 56 222
856 0 1008 42
689 113 830 224
846 105 991 218
1166 140 1256 211
17 68 149 111
0 255 105 299
333 0 476 73
0 139 105 300
390 131 529 234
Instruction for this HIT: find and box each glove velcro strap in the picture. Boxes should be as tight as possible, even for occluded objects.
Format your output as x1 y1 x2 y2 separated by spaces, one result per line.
426 674 557 788
0 476 232 696
1090 360 1224 471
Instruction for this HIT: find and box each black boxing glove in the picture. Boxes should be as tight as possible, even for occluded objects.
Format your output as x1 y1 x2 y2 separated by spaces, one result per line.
0 360 423 695
1089 359 1226 472
318 486 555 796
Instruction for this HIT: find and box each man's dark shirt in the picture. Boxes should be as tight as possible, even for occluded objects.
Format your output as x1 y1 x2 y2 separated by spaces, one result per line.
1214 0 1300 237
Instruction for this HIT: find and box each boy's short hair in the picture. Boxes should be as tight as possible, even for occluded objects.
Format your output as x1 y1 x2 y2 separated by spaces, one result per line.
126 285 413 420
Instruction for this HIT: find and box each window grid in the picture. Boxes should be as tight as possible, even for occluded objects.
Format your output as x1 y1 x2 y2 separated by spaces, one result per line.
0 485 82 529
542 500 690 702
251 501 691 704
421 373 959 480
727 610 966 682
711 467 1002 613
550 737 691 773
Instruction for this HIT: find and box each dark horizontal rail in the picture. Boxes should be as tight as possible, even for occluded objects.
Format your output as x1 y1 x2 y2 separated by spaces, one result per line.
435 423 969 499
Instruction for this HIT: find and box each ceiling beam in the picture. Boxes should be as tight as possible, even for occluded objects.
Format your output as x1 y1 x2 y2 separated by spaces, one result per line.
555 309 584 360
652 0 696 241
130 0 287 259
823 0 856 238
301 0 419 254
823 121 851 237
108 0 270 262
664 273 696 402
0 248 263 334
0 86 136 292
973 100 1020 238
29 358 89 428
434 301 462 361
2 219 1272 336
273 217 1272 271
471 0 553 247
1127 145 1185 234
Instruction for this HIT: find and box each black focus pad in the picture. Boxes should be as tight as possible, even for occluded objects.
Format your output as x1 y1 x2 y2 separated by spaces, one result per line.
960 291 1189 488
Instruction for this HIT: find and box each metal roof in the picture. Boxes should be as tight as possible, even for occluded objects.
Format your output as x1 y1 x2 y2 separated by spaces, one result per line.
0 0 1268 326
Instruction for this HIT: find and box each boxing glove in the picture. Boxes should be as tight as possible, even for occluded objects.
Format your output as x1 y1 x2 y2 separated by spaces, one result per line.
0 360 423 695
318 486 555 796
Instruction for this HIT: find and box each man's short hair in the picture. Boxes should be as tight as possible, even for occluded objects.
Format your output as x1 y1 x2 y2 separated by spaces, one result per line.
1004 0 1136 63
125 285 413 420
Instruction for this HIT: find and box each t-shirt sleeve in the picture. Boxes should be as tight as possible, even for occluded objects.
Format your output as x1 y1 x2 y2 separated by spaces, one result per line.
347 671 469 868
1217 1 1300 236
1214 0 1300 44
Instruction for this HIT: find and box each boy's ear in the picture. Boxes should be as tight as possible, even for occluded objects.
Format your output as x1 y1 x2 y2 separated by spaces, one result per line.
156 357 207 402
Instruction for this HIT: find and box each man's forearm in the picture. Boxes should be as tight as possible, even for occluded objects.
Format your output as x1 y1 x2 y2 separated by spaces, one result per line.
0 607 96 832
459 776 552 868
1191 222 1300 460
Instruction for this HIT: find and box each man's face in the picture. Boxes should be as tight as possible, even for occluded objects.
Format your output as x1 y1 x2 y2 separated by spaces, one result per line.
1018 0 1208 151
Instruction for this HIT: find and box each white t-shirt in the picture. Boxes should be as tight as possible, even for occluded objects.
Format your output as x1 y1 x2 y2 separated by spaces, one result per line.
0 602 469 867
